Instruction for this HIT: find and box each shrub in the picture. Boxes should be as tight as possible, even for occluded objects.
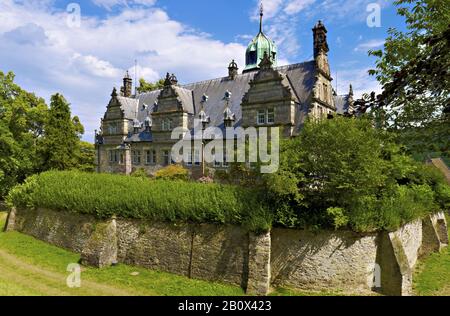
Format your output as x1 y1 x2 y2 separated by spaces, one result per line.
263 117 449 232
155 165 189 181
7 171 271 232
131 168 148 179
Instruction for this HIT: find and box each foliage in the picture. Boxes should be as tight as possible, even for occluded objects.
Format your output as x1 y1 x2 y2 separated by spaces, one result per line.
7 171 271 232
136 78 165 94
131 168 149 179
76 141 96 173
0 70 95 198
38 94 81 170
155 165 190 181
0 71 47 197
365 0 450 159
263 117 449 232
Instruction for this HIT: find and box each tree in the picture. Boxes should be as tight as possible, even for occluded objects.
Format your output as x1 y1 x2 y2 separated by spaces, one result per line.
0 71 48 196
264 117 449 232
136 78 165 94
76 141 96 172
39 94 81 171
362 0 450 160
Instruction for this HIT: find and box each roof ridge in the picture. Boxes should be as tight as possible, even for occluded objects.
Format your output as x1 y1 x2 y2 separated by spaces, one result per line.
137 60 315 98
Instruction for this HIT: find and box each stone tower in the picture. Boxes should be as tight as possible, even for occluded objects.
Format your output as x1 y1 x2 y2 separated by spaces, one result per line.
311 20 335 118
122 71 133 97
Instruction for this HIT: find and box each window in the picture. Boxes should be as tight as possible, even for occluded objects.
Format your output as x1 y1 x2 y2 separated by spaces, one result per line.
267 109 275 124
194 149 201 166
163 150 170 166
246 51 257 65
119 152 124 164
257 108 275 125
257 110 266 125
323 83 328 100
162 119 173 131
145 150 156 165
109 150 121 163
108 122 119 135
223 151 229 167
186 151 193 166
132 150 141 165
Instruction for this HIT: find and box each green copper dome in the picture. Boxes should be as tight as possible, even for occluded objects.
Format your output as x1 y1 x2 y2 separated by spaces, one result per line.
243 7 277 73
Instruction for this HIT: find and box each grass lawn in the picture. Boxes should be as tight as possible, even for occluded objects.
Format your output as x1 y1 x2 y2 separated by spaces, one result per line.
413 214 450 296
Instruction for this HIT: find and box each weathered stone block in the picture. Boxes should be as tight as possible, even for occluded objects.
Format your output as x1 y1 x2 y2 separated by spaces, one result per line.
81 218 117 268
4 206 16 232
246 232 271 296
191 224 249 287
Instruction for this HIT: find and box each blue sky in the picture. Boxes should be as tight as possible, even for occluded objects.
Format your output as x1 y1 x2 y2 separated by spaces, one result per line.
0 0 407 142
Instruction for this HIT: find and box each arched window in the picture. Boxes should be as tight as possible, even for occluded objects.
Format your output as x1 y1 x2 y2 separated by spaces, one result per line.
246 51 257 65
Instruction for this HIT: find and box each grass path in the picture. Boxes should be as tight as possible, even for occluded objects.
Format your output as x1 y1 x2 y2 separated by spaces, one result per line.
413 214 450 296
0 212 244 296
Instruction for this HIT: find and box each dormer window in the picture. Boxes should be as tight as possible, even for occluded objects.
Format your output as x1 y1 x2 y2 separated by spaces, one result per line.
107 122 119 135
257 108 275 125
162 119 173 131
267 109 275 124
257 110 266 125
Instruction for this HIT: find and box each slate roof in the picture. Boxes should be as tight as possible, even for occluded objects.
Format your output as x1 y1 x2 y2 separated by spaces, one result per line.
123 61 316 142
116 96 139 119
125 131 153 143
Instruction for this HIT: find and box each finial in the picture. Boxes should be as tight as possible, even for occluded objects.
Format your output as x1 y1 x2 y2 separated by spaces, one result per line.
259 1 264 33
111 87 118 98
258 51 273 70
349 84 354 96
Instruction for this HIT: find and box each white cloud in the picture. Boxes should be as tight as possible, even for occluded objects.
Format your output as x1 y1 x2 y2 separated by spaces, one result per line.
0 1 246 142
354 39 385 52
72 53 122 78
284 0 316 15
335 68 381 99
92 0 157 10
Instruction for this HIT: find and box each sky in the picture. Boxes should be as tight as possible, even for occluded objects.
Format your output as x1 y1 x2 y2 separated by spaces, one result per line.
0 0 408 142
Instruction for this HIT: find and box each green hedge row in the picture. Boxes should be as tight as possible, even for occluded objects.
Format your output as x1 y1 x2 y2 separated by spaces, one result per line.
7 171 272 233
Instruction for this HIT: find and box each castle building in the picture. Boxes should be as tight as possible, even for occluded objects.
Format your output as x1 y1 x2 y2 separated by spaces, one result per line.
96 10 354 176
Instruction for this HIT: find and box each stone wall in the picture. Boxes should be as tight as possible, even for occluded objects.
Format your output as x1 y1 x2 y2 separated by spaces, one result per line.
270 228 378 293
4 207 448 296
11 208 97 254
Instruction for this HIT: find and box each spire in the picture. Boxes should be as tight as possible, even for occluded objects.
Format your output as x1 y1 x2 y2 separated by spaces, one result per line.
259 1 264 33
349 84 354 96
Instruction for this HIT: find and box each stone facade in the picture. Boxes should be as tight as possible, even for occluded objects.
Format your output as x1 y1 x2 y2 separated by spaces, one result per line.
5 207 448 296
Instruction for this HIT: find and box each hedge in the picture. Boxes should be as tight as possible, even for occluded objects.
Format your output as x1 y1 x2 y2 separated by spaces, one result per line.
7 171 272 233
